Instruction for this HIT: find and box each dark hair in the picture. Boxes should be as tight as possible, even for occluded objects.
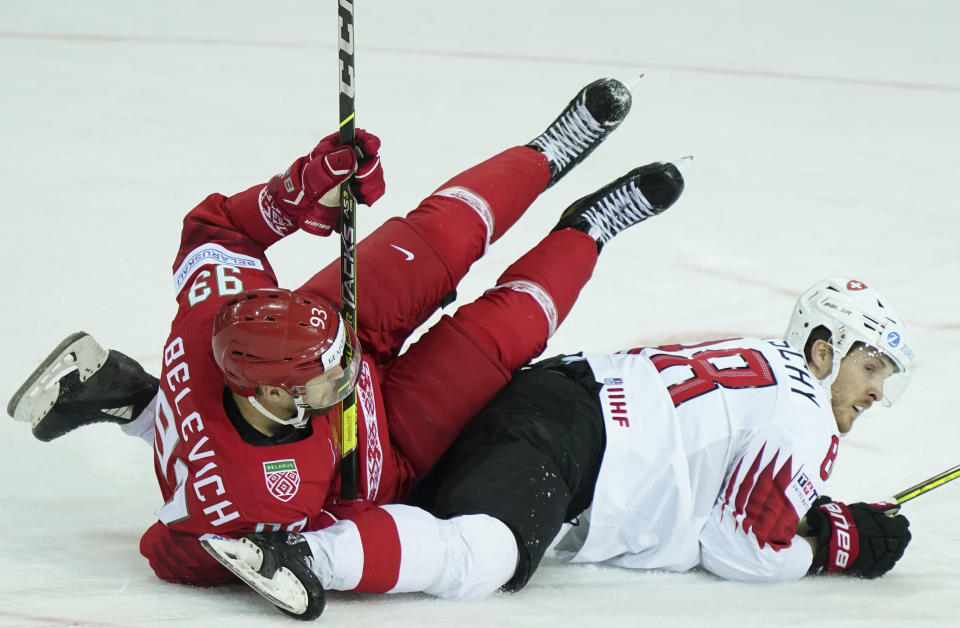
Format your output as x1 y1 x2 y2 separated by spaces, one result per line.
803 325 832 362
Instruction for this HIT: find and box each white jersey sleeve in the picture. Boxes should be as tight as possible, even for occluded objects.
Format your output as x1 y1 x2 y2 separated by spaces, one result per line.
698 408 832 581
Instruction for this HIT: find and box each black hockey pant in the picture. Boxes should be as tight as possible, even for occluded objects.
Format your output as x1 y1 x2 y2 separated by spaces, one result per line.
405 355 606 591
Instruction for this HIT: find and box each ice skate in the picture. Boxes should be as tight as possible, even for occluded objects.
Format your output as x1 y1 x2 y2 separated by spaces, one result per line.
7 332 158 442
554 158 688 251
527 78 633 188
201 532 326 620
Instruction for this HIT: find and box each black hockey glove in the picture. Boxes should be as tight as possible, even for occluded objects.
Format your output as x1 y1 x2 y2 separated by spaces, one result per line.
805 496 911 578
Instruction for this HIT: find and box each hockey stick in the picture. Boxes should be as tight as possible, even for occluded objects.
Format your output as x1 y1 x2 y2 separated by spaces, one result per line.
337 0 359 500
893 464 960 505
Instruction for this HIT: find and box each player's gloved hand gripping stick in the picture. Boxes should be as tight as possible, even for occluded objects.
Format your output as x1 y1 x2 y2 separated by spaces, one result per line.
802 464 959 578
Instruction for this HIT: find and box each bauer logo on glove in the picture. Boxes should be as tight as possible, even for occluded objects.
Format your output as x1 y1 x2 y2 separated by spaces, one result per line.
805 496 911 578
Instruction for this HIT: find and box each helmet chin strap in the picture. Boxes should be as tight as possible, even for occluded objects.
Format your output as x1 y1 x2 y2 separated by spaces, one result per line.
247 393 310 429
817 349 841 404
816 343 852 438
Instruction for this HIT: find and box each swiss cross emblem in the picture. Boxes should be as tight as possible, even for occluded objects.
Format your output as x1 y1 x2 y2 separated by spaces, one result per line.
846 280 868 291
263 459 301 502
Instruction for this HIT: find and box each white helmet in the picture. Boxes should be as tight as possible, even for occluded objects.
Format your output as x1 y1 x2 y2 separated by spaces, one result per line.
784 278 914 406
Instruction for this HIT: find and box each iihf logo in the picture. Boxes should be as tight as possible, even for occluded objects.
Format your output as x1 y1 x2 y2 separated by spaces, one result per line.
886 331 901 347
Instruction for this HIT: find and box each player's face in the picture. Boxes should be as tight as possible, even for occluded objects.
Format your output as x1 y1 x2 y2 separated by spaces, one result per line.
260 364 354 412
830 345 896 433
298 362 357 411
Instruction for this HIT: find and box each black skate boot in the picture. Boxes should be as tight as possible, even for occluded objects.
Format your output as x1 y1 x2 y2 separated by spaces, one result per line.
202 532 326 620
7 332 158 442
527 78 632 188
554 159 688 251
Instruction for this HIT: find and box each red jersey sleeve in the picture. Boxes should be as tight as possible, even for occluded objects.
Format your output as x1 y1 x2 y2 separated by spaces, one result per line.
171 184 289 306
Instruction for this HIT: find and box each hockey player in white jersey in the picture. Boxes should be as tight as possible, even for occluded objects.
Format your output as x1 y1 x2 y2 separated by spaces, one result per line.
201 276 914 617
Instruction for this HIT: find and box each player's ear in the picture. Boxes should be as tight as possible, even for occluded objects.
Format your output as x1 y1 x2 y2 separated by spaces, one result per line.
807 339 834 379
258 385 287 402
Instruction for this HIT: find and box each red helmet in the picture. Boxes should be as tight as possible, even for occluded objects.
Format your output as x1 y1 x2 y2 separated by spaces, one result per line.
212 288 361 404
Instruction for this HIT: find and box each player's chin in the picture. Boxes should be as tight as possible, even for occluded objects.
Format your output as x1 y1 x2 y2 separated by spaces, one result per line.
831 403 854 433
843 412 861 433
836 410 855 434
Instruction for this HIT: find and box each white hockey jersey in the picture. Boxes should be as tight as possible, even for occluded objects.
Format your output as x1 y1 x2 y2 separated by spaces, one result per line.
554 337 840 582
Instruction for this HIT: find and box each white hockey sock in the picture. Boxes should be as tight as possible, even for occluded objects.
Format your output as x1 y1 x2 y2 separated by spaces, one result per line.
301 520 364 591
300 505 518 600
120 394 158 444
383 504 518 599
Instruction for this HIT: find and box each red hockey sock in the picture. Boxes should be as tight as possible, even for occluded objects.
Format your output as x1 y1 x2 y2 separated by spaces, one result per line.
454 228 598 370
405 146 549 276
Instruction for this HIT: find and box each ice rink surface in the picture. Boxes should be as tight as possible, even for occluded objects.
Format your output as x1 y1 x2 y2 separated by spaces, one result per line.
1 1 958 626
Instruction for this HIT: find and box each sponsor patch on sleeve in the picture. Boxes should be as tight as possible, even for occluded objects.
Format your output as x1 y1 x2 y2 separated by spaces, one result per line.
785 469 819 513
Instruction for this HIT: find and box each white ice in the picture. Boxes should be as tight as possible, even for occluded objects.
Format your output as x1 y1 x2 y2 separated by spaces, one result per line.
2 1 958 626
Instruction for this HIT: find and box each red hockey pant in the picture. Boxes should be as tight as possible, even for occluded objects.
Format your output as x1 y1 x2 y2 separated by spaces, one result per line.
299 146 599 480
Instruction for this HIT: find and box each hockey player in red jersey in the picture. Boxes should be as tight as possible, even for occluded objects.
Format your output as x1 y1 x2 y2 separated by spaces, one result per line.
200 278 915 618
8 78 687 601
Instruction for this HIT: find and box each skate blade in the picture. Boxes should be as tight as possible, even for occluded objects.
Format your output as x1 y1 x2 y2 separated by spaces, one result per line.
6 332 108 425
200 535 311 616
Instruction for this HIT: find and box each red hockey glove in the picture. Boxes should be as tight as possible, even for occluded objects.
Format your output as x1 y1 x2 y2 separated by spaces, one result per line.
261 134 358 237
805 496 911 578
298 128 384 211
261 130 385 237
350 128 385 206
